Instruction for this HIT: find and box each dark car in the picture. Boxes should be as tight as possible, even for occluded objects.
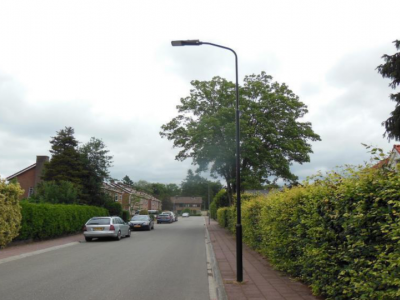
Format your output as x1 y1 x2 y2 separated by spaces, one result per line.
156 213 174 224
129 215 154 231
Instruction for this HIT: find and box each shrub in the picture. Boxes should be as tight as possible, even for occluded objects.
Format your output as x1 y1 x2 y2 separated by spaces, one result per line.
121 210 130 222
215 166 400 299
0 180 23 247
139 209 149 215
29 180 80 204
217 207 229 228
214 189 230 208
104 200 122 216
210 201 217 219
17 202 108 240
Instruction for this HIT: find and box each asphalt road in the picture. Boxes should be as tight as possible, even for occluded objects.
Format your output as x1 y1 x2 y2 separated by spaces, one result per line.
0 217 210 300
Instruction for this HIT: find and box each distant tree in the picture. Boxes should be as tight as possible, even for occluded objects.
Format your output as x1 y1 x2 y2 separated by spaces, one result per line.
161 72 320 202
122 175 134 186
377 40 400 141
161 197 173 211
180 169 222 209
79 137 113 206
42 127 85 186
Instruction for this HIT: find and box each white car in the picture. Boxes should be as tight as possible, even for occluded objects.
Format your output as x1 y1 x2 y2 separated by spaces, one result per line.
182 212 189 217
83 216 131 241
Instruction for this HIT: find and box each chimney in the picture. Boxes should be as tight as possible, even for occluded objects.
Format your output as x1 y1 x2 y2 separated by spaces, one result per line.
34 156 49 188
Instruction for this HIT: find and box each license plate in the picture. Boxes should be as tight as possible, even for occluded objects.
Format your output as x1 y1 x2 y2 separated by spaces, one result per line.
134 225 141 228
93 227 103 231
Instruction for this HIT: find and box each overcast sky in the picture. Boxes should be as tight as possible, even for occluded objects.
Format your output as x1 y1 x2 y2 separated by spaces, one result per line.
1 0 399 186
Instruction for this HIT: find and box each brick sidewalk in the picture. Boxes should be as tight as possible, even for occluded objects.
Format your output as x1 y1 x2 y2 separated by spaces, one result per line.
0 234 83 260
206 219 323 300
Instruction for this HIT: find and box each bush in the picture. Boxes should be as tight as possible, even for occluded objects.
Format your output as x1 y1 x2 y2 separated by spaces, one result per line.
210 201 217 219
121 210 130 222
217 207 229 227
29 180 80 204
0 180 23 247
17 202 108 240
139 209 149 215
216 166 400 299
104 200 122 216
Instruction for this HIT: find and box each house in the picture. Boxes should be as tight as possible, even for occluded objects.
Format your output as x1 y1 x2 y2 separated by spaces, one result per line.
170 196 202 214
373 145 400 170
105 182 162 216
6 156 49 199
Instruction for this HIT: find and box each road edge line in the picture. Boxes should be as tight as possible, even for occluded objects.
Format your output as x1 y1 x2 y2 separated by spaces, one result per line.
0 242 80 265
204 219 228 300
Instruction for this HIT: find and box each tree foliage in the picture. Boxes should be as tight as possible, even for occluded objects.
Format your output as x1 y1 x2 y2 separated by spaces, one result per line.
160 72 320 200
42 128 113 207
79 137 113 206
377 40 400 141
42 127 85 186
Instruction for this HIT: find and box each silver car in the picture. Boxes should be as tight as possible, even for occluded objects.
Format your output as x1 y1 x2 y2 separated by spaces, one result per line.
83 216 131 242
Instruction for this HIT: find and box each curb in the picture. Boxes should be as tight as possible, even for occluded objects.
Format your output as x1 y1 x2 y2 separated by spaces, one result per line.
205 221 228 300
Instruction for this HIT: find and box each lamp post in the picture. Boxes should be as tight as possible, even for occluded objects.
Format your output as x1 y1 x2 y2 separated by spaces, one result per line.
171 40 243 282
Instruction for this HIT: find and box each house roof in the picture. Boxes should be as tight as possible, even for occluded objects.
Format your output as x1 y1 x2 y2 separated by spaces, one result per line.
171 197 202 204
106 182 161 203
6 163 36 181
103 182 124 194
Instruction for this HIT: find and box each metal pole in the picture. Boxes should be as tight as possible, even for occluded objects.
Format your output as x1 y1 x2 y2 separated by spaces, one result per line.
201 42 243 282
171 40 243 283
208 183 211 225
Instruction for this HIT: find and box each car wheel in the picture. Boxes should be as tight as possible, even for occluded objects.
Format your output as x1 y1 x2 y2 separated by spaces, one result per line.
126 229 131 237
147 225 151 231
85 237 92 242
116 230 122 241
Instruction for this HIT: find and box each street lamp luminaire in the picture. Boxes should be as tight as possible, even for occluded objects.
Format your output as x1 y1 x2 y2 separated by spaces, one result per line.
171 39 243 282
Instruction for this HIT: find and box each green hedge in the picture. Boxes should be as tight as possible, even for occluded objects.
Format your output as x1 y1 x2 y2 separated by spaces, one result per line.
216 167 400 299
17 202 108 240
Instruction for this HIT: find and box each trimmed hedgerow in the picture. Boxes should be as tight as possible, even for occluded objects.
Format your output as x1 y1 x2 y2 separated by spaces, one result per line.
17 202 108 240
0 179 23 248
217 166 400 300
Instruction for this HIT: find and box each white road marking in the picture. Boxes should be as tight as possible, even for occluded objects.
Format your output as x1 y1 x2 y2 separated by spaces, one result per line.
0 242 79 265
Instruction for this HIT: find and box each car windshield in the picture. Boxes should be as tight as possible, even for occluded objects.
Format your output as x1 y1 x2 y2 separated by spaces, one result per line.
131 216 149 221
87 218 110 225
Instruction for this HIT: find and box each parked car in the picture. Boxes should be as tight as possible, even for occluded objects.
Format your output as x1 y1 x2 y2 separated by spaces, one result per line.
157 212 174 224
83 216 130 242
163 211 178 222
129 215 154 231
182 212 189 217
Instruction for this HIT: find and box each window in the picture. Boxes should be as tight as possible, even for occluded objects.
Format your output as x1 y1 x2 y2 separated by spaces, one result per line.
28 187 34 197
114 195 118 202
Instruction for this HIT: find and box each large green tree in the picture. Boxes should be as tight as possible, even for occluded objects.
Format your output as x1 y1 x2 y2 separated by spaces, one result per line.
43 127 85 186
377 40 400 140
160 72 320 200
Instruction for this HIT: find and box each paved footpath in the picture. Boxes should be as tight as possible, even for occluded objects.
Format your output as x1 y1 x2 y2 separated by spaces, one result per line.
206 219 323 300
0 234 82 261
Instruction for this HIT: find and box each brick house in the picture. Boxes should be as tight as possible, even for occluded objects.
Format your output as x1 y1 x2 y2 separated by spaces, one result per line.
105 182 162 216
171 196 202 214
6 156 49 199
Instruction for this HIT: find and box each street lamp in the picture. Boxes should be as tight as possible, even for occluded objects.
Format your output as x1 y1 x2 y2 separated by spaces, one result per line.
171 39 243 282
